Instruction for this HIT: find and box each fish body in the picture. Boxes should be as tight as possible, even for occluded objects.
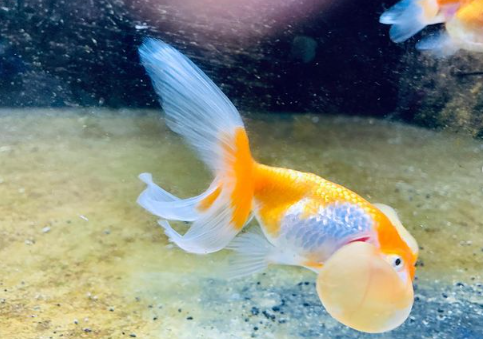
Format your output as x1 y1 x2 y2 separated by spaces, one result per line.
248 165 415 277
137 39 418 333
380 0 483 55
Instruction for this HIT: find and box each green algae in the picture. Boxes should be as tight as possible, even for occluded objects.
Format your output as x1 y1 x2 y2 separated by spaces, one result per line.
0 109 482 338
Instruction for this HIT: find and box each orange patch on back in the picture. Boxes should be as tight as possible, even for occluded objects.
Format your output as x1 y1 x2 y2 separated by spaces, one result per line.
253 165 308 235
253 164 376 236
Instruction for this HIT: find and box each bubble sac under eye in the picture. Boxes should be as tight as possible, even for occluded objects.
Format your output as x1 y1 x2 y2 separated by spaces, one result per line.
316 242 414 333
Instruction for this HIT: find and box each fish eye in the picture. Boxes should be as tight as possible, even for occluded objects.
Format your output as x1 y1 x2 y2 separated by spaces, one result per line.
393 256 403 270
387 255 404 271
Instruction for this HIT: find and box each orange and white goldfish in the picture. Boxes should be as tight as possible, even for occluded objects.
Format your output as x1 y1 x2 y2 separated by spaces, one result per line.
137 39 419 333
380 0 483 55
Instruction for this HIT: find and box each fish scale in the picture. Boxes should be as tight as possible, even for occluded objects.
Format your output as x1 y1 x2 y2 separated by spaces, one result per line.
277 200 375 261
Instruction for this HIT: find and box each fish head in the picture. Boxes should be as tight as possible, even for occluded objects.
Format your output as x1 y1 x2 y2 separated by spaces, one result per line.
316 241 414 333
373 203 419 279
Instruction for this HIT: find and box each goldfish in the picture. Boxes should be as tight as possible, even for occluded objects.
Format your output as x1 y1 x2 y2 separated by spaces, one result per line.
380 0 483 55
137 38 419 333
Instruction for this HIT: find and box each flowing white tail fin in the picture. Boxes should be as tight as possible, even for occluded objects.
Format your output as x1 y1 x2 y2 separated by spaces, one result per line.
137 39 255 254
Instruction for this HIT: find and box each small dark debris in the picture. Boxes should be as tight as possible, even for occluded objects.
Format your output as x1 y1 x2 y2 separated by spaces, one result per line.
416 260 425 267
187 316 193 320
83 328 92 333
262 310 276 321
251 307 260 316
129 334 137 338
253 326 259 331
178 308 182 313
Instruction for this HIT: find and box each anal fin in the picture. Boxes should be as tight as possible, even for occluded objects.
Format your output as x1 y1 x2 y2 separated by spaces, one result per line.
225 228 274 279
225 228 312 279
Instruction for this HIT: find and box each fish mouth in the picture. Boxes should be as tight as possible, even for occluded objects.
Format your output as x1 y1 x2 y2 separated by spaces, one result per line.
316 242 414 333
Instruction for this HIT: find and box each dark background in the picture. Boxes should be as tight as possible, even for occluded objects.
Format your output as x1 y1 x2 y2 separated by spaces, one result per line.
4 0 482 138
0 0 410 115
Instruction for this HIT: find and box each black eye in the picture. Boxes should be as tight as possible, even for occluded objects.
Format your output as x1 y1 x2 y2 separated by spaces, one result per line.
387 255 404 271
391 256 404 270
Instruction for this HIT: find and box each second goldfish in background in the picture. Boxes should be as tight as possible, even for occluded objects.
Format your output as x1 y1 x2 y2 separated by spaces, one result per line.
380 0 483 55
